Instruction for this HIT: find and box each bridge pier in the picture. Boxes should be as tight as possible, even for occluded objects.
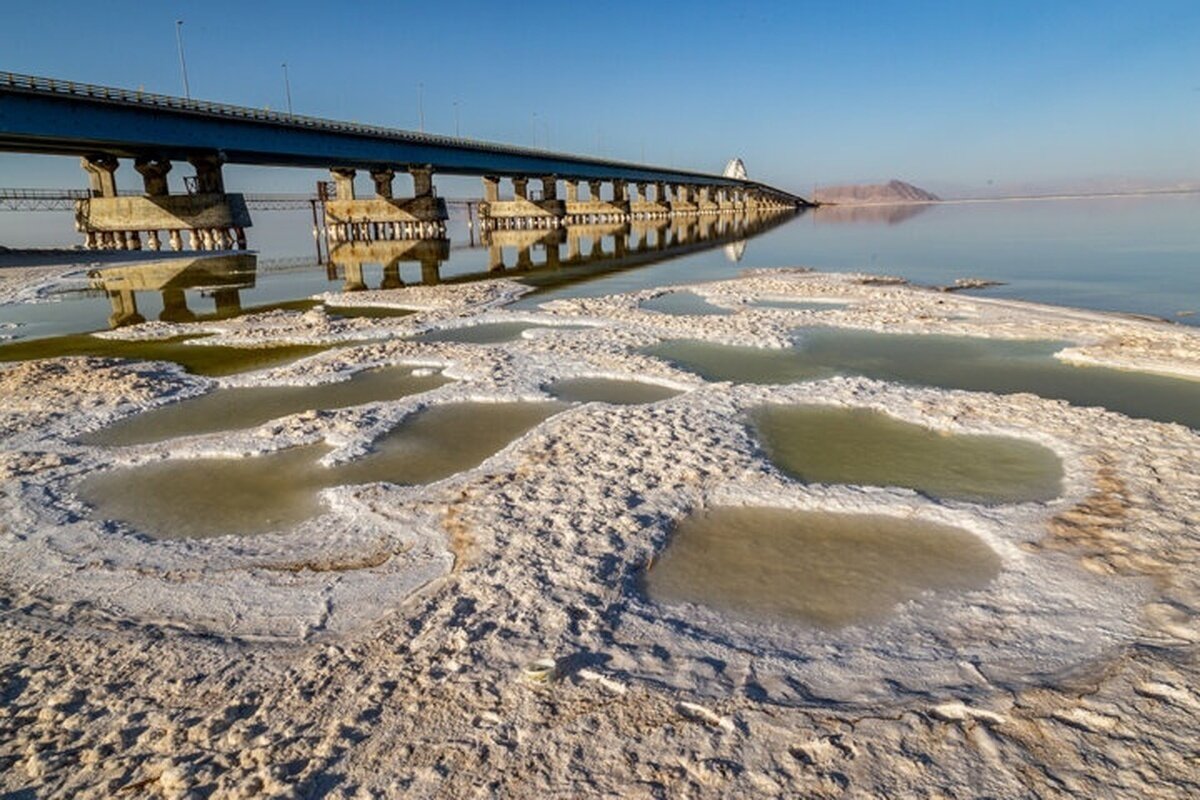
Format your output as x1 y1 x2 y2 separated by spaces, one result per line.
323 164 448 243
630 181 670 219
478 175 566 229
74 154 251 252
563 179 631 224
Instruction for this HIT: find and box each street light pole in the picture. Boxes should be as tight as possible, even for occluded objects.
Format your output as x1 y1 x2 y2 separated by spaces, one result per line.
417 82 424 132
281 62 293 115
175 20 191 100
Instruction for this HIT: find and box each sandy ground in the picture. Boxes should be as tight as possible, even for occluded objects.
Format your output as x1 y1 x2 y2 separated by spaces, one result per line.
2 269 1199 798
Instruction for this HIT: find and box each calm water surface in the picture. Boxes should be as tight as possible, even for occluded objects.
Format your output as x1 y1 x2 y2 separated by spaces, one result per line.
644 506 1001 628
3 196 1198 346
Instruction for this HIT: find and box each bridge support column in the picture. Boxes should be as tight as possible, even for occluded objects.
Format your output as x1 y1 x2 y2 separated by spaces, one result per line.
81 155 119 198
482 176 500 203
331 168 357 201
371 168 395 199
410 165 434 198
512 177 529 200
134 158 172 197
541 176 557 201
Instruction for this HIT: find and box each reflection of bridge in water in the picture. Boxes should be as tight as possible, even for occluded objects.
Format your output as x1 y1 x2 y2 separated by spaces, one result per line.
85 206 796 328
327 208 798 293
88 254 257 327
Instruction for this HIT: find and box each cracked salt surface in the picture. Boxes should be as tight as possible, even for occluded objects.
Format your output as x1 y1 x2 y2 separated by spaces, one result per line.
2 269 1200 796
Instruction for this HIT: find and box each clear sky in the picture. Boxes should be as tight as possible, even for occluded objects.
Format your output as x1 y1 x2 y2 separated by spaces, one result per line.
1 0 1197 196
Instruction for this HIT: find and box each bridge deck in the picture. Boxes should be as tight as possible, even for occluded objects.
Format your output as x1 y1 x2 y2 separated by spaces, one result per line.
0 72 805 201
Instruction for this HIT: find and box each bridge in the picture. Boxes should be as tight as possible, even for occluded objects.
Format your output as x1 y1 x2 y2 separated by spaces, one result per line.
0 72 808 252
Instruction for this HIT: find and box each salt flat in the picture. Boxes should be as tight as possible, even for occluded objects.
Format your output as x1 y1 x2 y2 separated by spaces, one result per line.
2 268 1198 797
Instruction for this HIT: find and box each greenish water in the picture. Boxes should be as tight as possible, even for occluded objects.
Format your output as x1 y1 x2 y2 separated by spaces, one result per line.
749 299 847 312
751 405 1063 503
79 401 562 539
413 321 578 344
643 506 1001 628
545 377 681 405
0 333 328 377
644 328 1200 429
81 366 449 446
326 305 416 319
640 291 731 317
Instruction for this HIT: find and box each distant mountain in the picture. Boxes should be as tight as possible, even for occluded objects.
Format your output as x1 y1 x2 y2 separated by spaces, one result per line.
814 180 940 205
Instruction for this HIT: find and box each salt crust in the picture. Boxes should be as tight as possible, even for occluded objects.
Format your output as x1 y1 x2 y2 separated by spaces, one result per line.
2 269 1199 797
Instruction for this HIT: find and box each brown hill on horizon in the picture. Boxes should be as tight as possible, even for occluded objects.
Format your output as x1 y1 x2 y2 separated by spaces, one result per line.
814 180 940 205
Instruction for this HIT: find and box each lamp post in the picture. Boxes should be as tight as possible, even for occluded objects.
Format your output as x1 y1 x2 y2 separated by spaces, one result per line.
417 82 425 132
175 20 191 100
281 62 293 115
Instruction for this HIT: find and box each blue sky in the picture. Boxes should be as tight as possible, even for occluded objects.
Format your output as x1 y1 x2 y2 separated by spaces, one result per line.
1 0 1197 195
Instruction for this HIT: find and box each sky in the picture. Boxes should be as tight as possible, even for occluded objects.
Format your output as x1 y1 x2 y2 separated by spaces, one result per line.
1 0 1198 197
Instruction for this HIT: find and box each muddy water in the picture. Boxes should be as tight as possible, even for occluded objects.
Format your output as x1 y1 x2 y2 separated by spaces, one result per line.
330 401 564 486
644 506 1002 628
751 405 1063 503
546 377 681 405
645 328 1200 428
748 299 847 312
640 291 732 317
81 366 449 446
79 401 563 539
0 333 329 377
414 322 581 344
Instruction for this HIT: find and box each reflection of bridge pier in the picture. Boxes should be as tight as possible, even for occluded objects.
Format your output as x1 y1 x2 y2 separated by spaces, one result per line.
328 238 450 290
482 227 566 272
87 254 257 328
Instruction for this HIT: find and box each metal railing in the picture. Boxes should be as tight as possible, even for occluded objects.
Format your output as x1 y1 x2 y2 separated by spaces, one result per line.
0 71 743 184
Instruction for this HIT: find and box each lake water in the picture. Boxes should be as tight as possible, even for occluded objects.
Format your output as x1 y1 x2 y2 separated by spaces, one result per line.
2 195 1198 348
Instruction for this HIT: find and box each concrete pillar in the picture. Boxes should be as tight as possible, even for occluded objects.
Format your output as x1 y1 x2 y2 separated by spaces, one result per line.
482 176 500 202
565 180 579 202
188 154 226 193
331 168 357 201
635 183 648 202
588 180 602 202
81 155 119 197
512 177 529 200
371 168 395 199
541 175 558 200
134 157 172 196
410 165 434 198
656 183 668 203
612 180 627 202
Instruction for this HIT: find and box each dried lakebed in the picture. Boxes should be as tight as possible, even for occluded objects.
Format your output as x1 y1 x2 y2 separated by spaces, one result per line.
2 269 1199 798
